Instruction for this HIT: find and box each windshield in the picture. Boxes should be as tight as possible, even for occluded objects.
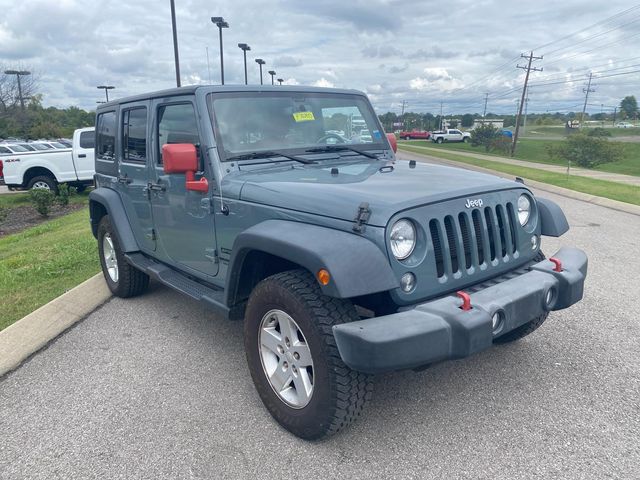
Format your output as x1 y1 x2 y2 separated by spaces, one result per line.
209 92 385 160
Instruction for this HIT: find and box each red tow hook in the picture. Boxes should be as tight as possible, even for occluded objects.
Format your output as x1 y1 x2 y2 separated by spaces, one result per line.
456 291 472 311
549 257 563 272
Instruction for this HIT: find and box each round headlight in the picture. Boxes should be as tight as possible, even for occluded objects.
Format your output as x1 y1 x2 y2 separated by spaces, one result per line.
390 219 416 260
518 194 531 226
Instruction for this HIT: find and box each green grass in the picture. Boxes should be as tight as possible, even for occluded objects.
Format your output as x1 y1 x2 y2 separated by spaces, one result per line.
400 138 640 177
0 208 100 331
399 144 640 207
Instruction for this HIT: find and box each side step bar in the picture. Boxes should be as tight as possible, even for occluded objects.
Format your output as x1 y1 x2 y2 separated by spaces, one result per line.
124 252 232 319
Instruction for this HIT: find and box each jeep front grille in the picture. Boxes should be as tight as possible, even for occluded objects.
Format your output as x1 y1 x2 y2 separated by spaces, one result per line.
429 203 518 278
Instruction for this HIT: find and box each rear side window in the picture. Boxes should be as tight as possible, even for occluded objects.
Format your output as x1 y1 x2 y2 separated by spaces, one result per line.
157 103 200 164
96 111 116 161
79 131 95 149
122 108 147 162
0 146 11 154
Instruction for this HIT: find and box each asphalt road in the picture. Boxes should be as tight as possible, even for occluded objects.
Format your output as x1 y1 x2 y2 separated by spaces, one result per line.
1 156 639 479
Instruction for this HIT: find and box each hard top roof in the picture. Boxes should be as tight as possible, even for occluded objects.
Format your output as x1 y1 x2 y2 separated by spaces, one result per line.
96 85 366 110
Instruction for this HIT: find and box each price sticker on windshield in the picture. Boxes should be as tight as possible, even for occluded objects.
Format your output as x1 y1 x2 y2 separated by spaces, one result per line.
293 111 315 122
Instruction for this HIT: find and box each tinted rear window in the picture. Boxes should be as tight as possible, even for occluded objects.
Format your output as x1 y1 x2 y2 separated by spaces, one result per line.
97 112 116 161
79 131 95 149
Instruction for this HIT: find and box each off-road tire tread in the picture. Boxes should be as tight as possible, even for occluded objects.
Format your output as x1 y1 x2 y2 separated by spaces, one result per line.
98 215 149 298
246 269 373 439
495 251 548 343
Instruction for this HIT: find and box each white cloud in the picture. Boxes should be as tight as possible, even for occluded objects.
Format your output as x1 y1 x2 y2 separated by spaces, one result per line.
312 78 335 88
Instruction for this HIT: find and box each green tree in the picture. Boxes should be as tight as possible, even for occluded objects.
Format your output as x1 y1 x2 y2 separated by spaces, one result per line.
620 96 638 120
546 133 623 168
470 123 501 152
461 113 474 128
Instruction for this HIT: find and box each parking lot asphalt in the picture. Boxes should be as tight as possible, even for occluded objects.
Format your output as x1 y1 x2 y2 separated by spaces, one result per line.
1 166 639 479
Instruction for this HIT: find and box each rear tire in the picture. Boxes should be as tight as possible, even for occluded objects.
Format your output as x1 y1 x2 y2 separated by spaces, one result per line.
244 270 373 440
27 175 57 194
436 137 443 144
494 251 548 343
97 215 149 298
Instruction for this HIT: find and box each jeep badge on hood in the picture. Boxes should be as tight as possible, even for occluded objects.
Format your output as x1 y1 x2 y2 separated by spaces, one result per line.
465 198 484 208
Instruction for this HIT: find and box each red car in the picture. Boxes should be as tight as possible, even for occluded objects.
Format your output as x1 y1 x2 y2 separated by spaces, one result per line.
399 130 430 140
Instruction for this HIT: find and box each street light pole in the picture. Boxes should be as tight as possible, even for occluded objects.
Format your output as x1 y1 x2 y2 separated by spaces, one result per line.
4 70 31 111
169 0 181 87
268 70 276 85
277 78 283 85
97 85 115 102
255 59 265 85
238 43 251 85
211 17 229 85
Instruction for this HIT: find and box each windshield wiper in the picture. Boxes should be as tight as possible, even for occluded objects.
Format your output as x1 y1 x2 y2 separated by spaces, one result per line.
226 151 315 164
305 145 379 160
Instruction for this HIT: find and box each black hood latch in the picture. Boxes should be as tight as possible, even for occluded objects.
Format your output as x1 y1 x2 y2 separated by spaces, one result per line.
352 202 371 233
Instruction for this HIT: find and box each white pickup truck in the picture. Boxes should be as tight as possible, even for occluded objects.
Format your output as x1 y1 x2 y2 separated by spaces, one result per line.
0 127 95 192
430 128 471 144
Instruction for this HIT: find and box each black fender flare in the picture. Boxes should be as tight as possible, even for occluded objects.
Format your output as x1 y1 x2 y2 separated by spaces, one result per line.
88 187 139 252
225 220 399 304
536 197 569 237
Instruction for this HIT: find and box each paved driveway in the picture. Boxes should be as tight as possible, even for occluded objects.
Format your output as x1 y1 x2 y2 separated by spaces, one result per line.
1 169 638 479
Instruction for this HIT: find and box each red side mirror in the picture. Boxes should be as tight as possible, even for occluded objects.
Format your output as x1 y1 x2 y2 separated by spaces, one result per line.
386 133 397 153
162 143 209 193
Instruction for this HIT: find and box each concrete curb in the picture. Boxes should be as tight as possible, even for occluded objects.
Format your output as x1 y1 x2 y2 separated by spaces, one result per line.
398 148 640 217
0 273 112 377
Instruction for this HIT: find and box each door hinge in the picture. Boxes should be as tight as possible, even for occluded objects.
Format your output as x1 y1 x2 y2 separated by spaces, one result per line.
205 248 219 264
145 228 157 241
352 202 371 233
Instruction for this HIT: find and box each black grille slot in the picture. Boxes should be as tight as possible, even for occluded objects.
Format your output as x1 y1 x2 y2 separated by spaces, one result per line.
458 212 472 269
444 216 459 273
484 207 497 261
472 209 485 264
496 204 508 258
506 202 517 254
429 219 444 277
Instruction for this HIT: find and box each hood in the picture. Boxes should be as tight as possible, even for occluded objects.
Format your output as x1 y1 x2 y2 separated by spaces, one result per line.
234 160 521 226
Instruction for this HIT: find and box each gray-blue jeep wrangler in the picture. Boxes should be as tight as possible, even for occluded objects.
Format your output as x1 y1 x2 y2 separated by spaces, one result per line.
89 86 587 440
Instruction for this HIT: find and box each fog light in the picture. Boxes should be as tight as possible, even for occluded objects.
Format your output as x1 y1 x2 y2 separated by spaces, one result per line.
545 288 556 309
492 311 504 332
400 273 416 292
531 235 538 250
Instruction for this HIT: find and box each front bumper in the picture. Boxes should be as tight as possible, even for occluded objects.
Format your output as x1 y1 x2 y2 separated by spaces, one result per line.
333 247 587 374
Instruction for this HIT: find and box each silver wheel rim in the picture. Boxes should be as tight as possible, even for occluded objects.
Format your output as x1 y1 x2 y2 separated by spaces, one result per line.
102 233 119 283
259 309 314 409
32 181 51 190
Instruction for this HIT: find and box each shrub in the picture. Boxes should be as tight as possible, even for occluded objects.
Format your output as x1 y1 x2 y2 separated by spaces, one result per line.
56 183 77 206
29 189 56 217
587 127 611 137
471 124 501 152
0 205 8 224
547 133 623 168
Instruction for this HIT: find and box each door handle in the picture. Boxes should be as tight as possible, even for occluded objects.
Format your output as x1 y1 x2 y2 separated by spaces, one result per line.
78 153 87 158
147 182 166 192
117 175 132 184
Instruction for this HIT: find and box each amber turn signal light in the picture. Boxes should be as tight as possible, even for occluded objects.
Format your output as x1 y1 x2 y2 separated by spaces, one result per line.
317 269 331 285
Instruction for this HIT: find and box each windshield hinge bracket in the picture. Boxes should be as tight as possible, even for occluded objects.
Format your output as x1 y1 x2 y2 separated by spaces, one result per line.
352 202 371 233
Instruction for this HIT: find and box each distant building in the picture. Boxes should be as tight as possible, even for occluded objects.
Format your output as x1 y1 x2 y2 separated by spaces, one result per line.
471 119 504 130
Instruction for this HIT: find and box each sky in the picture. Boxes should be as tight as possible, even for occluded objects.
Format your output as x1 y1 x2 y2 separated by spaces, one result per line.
0 0 639 116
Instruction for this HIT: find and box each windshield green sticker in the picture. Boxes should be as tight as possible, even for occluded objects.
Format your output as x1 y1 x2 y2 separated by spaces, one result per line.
293 111 315 122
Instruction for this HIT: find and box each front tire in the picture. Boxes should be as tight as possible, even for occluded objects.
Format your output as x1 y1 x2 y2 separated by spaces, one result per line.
97 215 149 298
244 270 372 440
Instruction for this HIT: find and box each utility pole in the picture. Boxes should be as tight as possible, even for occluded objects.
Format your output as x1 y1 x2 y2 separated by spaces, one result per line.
4 70 31 111
523 92 530 135
613 106 617 126
400 100 408 129
482 92 489 118
511 51 542 156
579 72 595 129
440 102 443 130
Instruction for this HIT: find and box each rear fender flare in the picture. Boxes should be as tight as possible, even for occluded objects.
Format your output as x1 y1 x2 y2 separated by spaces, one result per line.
89 188 139 252
225 220 399 304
